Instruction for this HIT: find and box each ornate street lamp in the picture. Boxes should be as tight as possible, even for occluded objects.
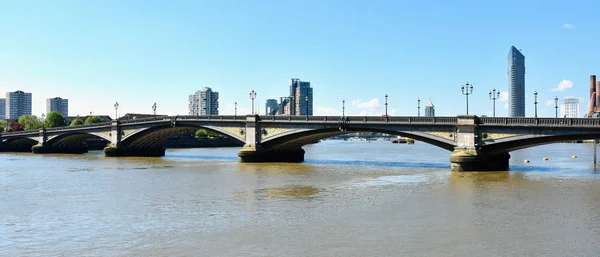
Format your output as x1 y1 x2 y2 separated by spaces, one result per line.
489 88 500 117
249 90 256 115
417 98 420 117
384 94 388 117
554 96 559 118
41 113 45 129
234 101 237 116
114 102 119 120
152 102 157 119
461 81 473 115
342 99 345 118
534 90 538 118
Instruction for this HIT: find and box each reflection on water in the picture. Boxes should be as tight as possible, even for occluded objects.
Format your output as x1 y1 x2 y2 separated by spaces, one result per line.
2 141 600 256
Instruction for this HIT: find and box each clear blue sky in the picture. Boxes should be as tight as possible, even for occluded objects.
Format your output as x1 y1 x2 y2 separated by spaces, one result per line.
1 0 598 118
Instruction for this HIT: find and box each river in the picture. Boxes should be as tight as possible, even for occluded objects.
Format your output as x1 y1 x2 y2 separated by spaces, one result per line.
1 140 600 256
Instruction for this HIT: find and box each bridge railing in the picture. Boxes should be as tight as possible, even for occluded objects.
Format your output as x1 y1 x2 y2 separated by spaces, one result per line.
45 122 113 131
479 117 600 126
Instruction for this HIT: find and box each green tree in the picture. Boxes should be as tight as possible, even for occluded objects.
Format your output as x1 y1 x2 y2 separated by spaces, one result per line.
70 118 85 126
84 116 102 124
18 115 43 130
45 111 66 128
0 120 7 132
195 128 222 139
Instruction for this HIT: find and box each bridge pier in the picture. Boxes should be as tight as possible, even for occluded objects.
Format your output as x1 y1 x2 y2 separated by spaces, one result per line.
31 143 89 154
238 146 305 162
450 149 510 171
103 145 166 157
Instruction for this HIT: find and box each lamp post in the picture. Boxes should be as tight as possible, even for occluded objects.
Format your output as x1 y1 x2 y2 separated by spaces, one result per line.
489 88 500 117
41 113 45 129
460 81 473 115
235 102 237 116
417 98 420 116
249 90 256 115
305 95 309 118
152 102 157 119
342 100 345 118
554 96 559 118
114 102 119 120
384 94 388 117
534 90 538 118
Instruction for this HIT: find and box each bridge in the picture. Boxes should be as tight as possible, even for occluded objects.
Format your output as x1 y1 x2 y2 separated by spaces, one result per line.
2 115 600 171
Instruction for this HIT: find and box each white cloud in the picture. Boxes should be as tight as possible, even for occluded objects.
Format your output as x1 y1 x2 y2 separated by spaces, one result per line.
352 98 381 109
503 103 509 110
550 80 573 91
315 107 340 116
563 23 574 29
546 99 556 106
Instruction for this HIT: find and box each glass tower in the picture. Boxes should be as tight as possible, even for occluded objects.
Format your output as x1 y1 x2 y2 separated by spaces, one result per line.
508 46 525 117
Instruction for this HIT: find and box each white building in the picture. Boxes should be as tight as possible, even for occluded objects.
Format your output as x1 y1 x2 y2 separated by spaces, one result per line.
424 99 435 117
6 90 32 119
560 97 579 118
46 97 69 116
189 87 219 115
0 98 5 120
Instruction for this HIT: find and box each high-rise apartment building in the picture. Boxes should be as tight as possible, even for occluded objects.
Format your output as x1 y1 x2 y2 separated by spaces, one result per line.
265 99 278 115
0 98 5 120
508 46 525 117
46 97 69 116
424 99 435 117
560 97 579 118
6 90 32 119
289 78 313 116
189 87 219 115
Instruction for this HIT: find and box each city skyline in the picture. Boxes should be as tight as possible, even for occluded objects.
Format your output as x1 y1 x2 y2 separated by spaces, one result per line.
0 1 598 118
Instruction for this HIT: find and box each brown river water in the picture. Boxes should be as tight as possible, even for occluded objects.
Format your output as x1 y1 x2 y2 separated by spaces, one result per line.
1 140 600 256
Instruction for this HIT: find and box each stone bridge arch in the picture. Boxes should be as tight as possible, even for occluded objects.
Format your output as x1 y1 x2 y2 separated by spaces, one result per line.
260 127 456 151
36 132 113 154
482 132 600 155
1 137 39 152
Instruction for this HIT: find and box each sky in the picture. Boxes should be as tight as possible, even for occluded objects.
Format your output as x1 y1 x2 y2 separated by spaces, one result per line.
1 0 599 118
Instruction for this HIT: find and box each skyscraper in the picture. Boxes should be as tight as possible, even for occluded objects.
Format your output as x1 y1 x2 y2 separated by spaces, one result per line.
46 97 69 116
0 98 5 120
265 99 278 115
424 99 435 117
189 87 219 115
560 97 579 118
6 90 32 119
508 46 525 117
289 78 313 116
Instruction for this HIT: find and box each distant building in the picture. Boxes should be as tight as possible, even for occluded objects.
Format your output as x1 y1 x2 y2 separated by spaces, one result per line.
508 46 525 117
265 99 278 115
6 90 32 119
289 78 313 116
189 87 219 115
560 97 579 118
46 97 69 116
424 99 435 117
0 98 5 120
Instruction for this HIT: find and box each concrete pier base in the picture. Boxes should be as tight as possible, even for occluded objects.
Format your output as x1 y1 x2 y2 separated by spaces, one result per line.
103 146 166 157
31 144 88 154
450 149 510 172
238 146 305 162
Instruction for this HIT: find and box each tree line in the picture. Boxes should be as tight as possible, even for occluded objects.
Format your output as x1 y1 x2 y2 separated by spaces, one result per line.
1 111 104 132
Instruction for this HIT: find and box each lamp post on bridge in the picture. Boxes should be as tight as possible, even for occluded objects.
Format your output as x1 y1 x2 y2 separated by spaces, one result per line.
342 100 345 118
384 94 388 118
114 102 119 120
152 102 157 119
417 98 420 117
460 81 473 115
235 102 237 116
41 113 45 129
249 90 256 115
554 96 559 118
534 90 538 118
489 88 500 117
